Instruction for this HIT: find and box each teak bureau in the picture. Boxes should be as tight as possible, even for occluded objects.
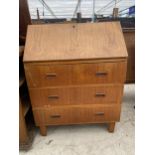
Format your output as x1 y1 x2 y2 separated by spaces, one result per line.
24 22 128 136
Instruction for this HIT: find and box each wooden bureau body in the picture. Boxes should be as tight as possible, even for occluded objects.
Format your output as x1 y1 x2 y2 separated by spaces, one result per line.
24 22 128 135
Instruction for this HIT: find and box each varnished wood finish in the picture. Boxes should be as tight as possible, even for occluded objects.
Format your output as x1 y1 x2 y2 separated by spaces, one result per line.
19 98 29 143
39 126 47 136
123 29 135 83
29 84 123 107
19 45 31 147
24 22 127 135
33 104 121 126
19 46 25 57
25 61 127 88
108 122 116 132
19 76 25 88
24 22 128 62
19 0 31 44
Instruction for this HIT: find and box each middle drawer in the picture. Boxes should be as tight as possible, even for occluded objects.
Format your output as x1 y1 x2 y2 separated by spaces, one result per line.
29 85 123 107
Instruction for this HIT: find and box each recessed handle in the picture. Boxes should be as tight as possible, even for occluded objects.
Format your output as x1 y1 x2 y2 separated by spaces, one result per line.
50 115 61 118
95 93 106 97
46 73 57 78
95 112 104 116
48 95 59 100
96 72 107 76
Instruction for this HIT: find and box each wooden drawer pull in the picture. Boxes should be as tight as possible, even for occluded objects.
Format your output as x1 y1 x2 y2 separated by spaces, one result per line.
95 112 104 116
48 95 59 99
46 73 57 78
96 72 107 76
50 115 61 118
95 93 106 97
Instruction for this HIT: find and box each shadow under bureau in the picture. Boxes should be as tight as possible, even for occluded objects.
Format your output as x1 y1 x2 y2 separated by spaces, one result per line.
24 22 128 136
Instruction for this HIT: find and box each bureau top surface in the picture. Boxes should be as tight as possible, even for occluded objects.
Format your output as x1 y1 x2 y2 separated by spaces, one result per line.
24 22 128 62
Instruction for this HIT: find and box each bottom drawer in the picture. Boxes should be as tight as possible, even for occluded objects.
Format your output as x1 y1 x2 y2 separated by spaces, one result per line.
33 104 121 126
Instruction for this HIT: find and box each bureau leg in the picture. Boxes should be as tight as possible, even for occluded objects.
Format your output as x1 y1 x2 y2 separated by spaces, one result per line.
39 126 47 136
108 122 115 133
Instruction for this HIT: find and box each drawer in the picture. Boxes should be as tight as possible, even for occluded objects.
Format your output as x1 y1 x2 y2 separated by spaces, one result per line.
33 104 121 126
29 85 123 107
25 64 70 88
25 61 127 88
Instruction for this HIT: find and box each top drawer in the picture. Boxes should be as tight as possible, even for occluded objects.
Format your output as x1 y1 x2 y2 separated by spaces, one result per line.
24 61 127 88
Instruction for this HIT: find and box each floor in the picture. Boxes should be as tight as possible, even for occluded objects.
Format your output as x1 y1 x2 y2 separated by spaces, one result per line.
20 84 135 155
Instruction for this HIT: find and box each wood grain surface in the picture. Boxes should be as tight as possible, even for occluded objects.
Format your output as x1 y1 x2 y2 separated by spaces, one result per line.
24 61 127 87
33 104 121 126
24 22 128 62
24 22 127 134
123 30 135 83
29 84 123 107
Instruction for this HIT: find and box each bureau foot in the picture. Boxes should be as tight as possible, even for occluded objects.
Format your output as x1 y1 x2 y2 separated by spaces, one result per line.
108 122 115 133
39 126 47 136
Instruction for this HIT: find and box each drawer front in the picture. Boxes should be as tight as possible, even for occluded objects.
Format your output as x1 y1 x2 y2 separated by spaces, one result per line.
25 64 70 88
29 85 123 107
25 62 126 88
33 104 121 126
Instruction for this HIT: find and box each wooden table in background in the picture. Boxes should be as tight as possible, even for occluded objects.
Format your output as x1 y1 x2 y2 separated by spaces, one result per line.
123 28 135 83
19 46 31 149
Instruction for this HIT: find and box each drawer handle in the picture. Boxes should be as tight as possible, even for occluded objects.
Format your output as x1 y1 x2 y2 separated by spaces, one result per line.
95 112 104 116
46 73 57 78
50 115 61 118
96 72 107 76
48 95 59 99
95 93 106 97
